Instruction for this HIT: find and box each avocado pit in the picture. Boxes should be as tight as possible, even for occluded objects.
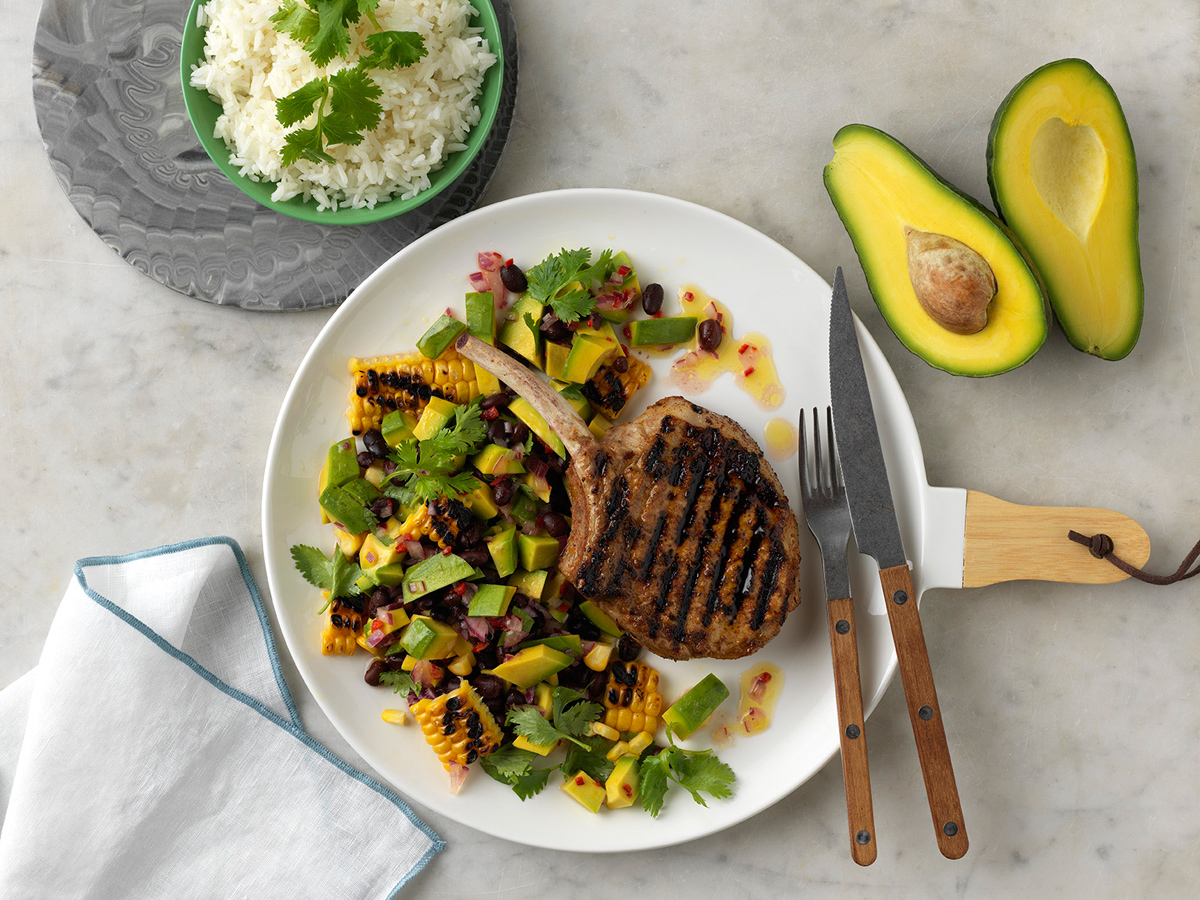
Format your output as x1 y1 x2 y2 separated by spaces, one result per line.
904 227 997 335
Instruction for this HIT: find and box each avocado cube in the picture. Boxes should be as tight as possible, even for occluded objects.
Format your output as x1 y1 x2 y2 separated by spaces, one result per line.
498 295 545 369
464 291 496 344
555 382 593 420
368 561 406 588
662 673 731 739
359 532 400 571
588 414 614 439
341 477 381 507
508 397 566 457
332 526 365 560
518 533 560 571
412 396 459 441
563 334 618 384
509 489 541 524
485 525 518 578
605 756 640 809
417 313 468 359
578 600 622 638
519 634 583 658
399 615 460 660
561 770 606 813
467 583 516 617
318 485 376 535
508 568 549 601
513 734 558 756
522 470 552 504
472 443 526 476
485 644 572 689
380 411 419 447
401 552 477 602
464 482 500 520
544 341 571 381
319 438 360 491
628 316 698 347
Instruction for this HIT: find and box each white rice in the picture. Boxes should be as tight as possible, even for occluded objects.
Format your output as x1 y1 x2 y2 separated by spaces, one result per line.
190 0 496 210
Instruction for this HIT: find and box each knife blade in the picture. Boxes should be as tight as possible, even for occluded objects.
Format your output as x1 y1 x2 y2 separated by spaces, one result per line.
828 267 968 860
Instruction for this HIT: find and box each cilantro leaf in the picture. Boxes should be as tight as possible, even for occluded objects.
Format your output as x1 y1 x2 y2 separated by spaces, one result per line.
480 745 552 800
323 66 383 145
555 695 605 741
360 30 428 69
378 669 416 697
524 248 618 323
276 77 329 128
507 704 573 749
310 0 362 66
329 550 365 602
291 544 334 590
561 735 614 785
270 0 319 46
670 749 735 806
383 399 488 503
638 752 671 818
281 123 333 166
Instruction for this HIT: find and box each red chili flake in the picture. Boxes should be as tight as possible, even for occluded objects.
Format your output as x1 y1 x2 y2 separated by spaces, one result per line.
743 366 756 377
738 343 750 354
652 311 663 319
622 325 632 340
481 407 499 420
504 258 514 267
575 775 586 786
473 641 488 652
683 291 694 301
454 583 467 595
442 546 453 556
617 265 631 277
623 784 633 796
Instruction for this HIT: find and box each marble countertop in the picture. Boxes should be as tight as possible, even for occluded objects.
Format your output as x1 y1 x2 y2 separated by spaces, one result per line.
3 0 1198 895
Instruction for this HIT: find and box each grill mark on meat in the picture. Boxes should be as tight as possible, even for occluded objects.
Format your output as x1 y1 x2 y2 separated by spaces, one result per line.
674 450 711 546
644 436 667 478
751 540 787 630
577 476 630 595
702 485 751 626
728 505 767 622
673 452 731 643
639 511 668 581
648 551 679 639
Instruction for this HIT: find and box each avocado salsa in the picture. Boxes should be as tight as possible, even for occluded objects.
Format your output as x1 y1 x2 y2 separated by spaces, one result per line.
290 248 735 815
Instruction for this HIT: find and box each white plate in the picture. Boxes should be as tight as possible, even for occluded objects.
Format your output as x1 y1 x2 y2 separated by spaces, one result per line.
262 188 932 852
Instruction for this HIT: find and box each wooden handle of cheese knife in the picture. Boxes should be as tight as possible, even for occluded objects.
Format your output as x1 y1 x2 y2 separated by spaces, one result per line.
827 596 877 866
879 564 968 860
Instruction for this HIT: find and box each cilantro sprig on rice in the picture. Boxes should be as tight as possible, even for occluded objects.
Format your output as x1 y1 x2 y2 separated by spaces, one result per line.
269 0 427 165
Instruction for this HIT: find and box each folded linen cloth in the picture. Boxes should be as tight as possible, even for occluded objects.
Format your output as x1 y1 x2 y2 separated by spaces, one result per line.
0 537 442 899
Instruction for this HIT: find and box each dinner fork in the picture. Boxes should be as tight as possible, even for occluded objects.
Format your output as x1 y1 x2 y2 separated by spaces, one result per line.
799 406 877 866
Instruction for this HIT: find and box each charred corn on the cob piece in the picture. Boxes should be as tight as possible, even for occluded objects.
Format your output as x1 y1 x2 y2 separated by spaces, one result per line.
411 682 503 771
394 504 449 549
321 597 364 656
582 356 651 419
426 497 474 548
603 660 662 734
347 348 484 436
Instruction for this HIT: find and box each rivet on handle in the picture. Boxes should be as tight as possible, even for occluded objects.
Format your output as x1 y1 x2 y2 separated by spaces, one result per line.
856 830 872 845
918 705 934 721
893 590 908 605
835 619 850 634
845 724 861 739
943 822 959 837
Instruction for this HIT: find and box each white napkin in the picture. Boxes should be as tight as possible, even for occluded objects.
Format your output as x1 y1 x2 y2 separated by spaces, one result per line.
0 538 442 899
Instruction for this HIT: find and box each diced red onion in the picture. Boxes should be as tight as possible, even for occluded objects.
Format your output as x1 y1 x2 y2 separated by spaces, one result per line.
447 762 469 794
464 616 491 642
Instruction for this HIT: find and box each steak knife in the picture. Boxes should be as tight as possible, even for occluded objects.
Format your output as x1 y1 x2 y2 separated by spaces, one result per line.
828 267 969 860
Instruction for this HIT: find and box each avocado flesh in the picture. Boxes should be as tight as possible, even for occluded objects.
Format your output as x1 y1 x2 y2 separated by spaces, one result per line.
825 124 1048 376
988 58 1142 360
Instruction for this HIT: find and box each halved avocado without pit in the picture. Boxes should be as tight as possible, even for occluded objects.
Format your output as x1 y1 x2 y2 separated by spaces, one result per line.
824 124 1049 376
987 58 1143 360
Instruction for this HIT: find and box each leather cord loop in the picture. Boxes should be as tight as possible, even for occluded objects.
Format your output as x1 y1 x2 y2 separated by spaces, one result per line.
1068 530 1200 585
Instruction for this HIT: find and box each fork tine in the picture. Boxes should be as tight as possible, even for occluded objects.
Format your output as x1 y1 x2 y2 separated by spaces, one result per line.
797 410 808 496
812 407 825 497
825 406 839 493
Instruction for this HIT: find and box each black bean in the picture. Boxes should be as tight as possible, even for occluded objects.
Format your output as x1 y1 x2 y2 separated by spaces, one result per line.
366 588 389 617
459 547 491 567
480 392 510 411
511 422 529 445
616 633 643 662
539 511 569 538
356 450 374 468
486 417 509 446
492 476 516 506
539 315 570 344
641 282 664 315
363 429 389 459
458 519 485 549
613 354 629 373
369 497 398 520
698 318 723 351
500 263 527 293
364 658 388 686
474 674 504 699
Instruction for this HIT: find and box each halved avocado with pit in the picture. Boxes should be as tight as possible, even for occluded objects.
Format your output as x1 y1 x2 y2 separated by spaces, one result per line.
824 124 1049 376
987 58 1143 360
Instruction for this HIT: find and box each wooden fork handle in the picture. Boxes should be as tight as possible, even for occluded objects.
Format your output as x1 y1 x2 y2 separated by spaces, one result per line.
878 564 969 860
827 595 877 866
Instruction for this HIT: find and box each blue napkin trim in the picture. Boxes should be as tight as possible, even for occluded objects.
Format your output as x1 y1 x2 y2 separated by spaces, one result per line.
71 536 445 896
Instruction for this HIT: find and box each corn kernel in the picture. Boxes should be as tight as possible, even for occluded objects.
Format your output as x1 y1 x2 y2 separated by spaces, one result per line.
381 709 408 725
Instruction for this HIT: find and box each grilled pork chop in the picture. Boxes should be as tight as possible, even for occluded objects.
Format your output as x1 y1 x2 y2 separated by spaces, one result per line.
457 334 800 660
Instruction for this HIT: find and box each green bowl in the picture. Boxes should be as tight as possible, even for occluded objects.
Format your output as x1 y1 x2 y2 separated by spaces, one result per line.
180 0 503 225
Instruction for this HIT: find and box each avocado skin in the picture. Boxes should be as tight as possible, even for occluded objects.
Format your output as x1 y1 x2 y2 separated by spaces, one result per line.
824 123 1050 377
986 58 1143 361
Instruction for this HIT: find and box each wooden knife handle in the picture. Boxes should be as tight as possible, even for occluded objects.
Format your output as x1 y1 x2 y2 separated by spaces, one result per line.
827 596 877 866
963 490 1150 588
878 564 968 860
